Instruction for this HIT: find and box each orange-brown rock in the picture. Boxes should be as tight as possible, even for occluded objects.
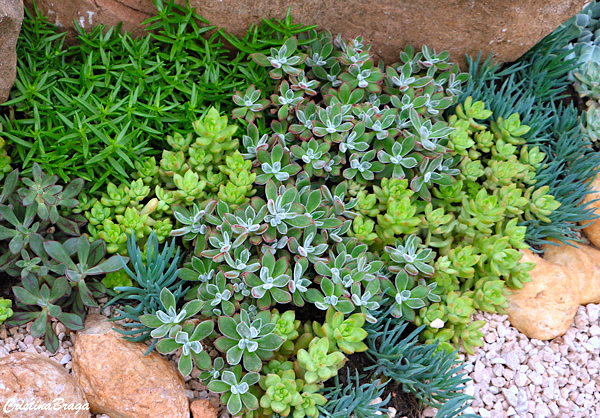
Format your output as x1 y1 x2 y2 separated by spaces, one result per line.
0 352 90 418
505 249 579 340
542 241 600 305
71 314 189 418
24 0 586 68
580 174 600 247
0 0 23 103
190 399 218 418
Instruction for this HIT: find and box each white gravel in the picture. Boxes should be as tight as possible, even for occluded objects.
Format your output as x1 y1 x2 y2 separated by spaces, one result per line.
452 304 600 418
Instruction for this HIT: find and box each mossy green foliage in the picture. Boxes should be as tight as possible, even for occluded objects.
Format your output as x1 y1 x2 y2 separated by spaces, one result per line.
0 1 315 193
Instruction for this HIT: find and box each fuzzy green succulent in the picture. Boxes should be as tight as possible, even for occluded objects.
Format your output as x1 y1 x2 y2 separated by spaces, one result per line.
214 309 284 372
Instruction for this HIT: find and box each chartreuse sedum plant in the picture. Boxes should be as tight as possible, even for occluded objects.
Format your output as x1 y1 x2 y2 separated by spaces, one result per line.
313 307 368 355
84 106 255 255
407 98 560 354
0 298 14 324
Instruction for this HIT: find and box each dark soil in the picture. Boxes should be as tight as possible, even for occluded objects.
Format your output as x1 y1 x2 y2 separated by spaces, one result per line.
336 350 424 418
0 272 18 300
278 302 327 325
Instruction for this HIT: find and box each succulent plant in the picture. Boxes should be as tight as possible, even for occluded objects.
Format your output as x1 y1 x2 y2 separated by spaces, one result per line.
259 369 303 416
314 307 368 354
243 251 292 309
251 37 307 79
154 319 214 376
381 271 439 321
196 271 237 316
0 298 14 324
102 269 133 292
43 237 125 315
214 309 284 372
106 232 187 350
208 365 261 415
255 144 301 185
9 276 82 353
233 85 271 123
18 163 84 226
271 309 300 355
0 135 11 182
296 337 346 384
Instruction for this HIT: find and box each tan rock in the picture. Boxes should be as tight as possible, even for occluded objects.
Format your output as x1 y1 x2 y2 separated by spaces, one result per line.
71 314 189 418
0 352 90 418
190 399 218 418
505 249 579 340
580 174 600 247
24 0 586 68
542 241 600 305
0 0 23 103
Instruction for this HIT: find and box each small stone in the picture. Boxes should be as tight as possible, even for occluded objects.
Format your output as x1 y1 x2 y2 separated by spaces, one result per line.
502 351 520 371
422 406 437 417
514 372 529 387
478 408 491 418
588 336 600 350
587 304 600 321
491 377 506 388
497 325 510 338
190 399 218 418
472 371 485 383
502 368 515 381
589 325 600 336
60 353 71 365
387 406 397 418
483 392 496 407
430 318 445 329
502 386 519 407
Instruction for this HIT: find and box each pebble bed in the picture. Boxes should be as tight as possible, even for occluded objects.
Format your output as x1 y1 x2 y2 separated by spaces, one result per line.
1 301 599 418
451 303 600 418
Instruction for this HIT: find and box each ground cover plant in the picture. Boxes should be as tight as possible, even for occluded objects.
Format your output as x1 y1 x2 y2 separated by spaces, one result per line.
2 1 599 418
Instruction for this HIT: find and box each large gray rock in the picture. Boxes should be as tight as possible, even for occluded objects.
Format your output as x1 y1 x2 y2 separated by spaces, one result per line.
0 352 90 418
24 0 587 68
0 0 23 103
